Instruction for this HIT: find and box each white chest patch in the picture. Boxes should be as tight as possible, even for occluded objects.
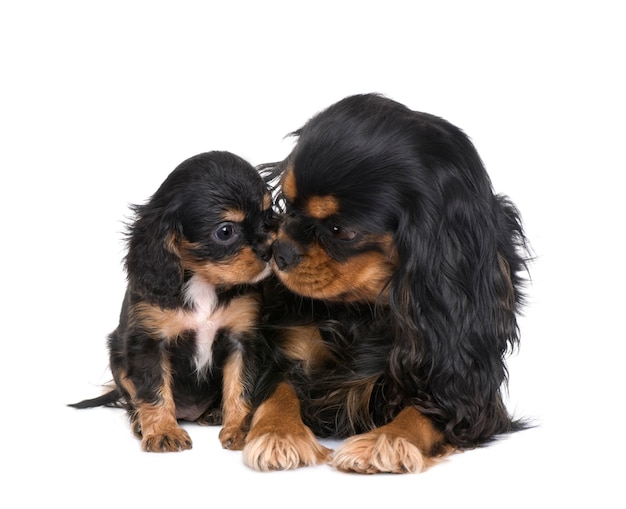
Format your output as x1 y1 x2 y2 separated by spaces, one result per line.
182 275 224 377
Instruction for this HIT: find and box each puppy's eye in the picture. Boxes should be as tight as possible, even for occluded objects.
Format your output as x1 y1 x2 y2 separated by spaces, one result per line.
214 222 239 244
330 225 358 241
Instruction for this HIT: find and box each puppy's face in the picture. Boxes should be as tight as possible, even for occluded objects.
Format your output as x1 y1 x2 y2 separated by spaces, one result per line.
169 153 275 288
271 162 398 303
179 200 273 288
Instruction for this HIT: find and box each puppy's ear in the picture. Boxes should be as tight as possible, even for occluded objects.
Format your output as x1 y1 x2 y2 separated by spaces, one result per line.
387 186 529 447
124 204 184 308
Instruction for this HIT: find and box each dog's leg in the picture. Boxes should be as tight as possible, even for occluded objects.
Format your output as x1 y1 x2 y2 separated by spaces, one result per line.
242 382 332 470
118 360 192 452
331 407 453 473
218 352 251 450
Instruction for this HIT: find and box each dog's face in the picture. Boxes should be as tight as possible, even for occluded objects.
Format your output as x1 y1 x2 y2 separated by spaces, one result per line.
272 161 398 303
268 97 421 305
173 152 275 287
270 93 511 307
126 151 275 305
270 94 448 304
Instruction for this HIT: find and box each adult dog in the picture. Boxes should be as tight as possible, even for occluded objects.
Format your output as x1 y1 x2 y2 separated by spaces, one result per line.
245 94 530 473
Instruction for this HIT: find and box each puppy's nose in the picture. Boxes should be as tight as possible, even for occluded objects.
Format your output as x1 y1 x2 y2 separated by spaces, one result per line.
273 239 302 271
254 242 273 262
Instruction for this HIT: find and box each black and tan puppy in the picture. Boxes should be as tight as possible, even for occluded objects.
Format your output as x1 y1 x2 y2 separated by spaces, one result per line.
244 94 531 473
70 151 277 452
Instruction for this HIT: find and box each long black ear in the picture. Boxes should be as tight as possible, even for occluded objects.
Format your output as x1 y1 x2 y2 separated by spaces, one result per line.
386 175 530 448
123 203 184 308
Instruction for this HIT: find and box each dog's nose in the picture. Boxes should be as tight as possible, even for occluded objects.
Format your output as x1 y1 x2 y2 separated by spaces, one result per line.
273 239 302 271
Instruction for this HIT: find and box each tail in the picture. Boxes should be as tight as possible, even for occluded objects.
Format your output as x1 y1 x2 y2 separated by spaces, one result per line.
68 388 123 409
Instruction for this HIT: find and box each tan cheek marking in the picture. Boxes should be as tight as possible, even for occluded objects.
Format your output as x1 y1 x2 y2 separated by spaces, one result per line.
202 247 267 286
342 249 397 302
180 242 268 287
327 233 397 302
282 165 297 202
277 234 397 303
306 195 339 219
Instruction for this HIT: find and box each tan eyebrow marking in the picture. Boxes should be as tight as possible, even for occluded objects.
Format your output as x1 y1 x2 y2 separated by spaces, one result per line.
223 209 245 223
306 195 339 219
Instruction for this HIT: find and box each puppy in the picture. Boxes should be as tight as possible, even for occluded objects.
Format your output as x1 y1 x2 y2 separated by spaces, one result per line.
245 94 531 473
70 151 277 452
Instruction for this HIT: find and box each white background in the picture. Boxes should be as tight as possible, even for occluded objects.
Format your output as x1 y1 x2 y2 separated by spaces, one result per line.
1 1 624 507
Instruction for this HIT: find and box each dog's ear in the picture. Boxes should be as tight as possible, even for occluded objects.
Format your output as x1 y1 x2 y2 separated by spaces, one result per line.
386 181 529 447
124 203 184 308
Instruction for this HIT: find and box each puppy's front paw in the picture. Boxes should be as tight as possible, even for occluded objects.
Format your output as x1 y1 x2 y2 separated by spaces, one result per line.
196 408 223 426
243 430 332 471
332 432 426 474
141 426 192 452
219 425 247 450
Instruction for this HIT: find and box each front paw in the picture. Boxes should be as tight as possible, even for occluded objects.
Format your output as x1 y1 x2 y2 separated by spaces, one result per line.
332 432 426 474
197 408 223 426
243 430 332 471
141 427 192 452
219 425 247 450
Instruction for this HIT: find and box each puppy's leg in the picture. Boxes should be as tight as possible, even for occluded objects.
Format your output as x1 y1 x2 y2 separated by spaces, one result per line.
242 382 332 471
118 359 192 453
331 407 452 474
218 352 251 450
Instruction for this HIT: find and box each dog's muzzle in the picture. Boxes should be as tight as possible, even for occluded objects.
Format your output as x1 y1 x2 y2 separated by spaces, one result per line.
272 239 303 271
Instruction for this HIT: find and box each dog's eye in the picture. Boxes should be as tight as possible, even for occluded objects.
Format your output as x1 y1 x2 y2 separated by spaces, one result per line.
330 224 358 241
214 222 239 244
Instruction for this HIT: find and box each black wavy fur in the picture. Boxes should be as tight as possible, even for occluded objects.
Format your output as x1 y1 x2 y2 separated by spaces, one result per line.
70 151 281 451
261 93 532 448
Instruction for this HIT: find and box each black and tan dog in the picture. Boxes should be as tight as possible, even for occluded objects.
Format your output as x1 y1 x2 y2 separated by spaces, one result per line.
244 94 531 473
70 151 278 452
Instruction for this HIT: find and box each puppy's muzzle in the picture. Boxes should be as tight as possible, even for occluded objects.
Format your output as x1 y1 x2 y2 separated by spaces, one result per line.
254 242 273 263
272 239 303 271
